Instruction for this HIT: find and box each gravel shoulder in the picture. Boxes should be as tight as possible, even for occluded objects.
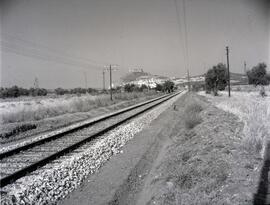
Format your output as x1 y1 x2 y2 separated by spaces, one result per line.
59 92 262 205
59 93 183 205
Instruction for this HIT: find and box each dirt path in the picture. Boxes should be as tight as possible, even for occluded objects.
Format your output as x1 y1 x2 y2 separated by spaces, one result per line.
59 93 262 205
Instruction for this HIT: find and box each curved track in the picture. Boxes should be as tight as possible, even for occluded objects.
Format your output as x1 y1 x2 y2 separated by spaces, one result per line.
0 91 181 188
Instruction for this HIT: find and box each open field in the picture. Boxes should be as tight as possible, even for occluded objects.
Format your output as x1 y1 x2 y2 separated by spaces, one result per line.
0 91 160 124
199 90 270 157
230 85 270 92
0 91 162 144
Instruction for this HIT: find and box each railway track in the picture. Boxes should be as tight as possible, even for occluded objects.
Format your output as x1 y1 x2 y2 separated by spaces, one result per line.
0 91 181 188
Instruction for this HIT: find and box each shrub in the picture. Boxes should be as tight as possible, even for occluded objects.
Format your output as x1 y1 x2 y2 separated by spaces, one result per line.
184 102 203 129
0 124 37 139
163 80 175 93
155 83 163 92
140 84 148 91
55 88 69 95
0 86 47 98
124 84 136 92
185 102 204 113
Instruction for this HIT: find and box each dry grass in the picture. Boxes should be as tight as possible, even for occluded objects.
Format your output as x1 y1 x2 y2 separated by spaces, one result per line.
200 91 270 156
231 85 270 92
183 102 203 129
0 91 158 124
142 94 250 205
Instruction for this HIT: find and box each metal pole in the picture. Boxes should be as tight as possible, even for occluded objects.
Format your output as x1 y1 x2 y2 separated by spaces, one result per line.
226 46 231 97
109 64 112 100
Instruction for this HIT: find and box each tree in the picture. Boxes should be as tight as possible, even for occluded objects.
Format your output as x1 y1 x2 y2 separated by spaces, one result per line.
155 83 163 92
140 84 148 91
247 63 269 86
124 84 136 92
163 80 175 93
55 88 69 95
205 63 228 95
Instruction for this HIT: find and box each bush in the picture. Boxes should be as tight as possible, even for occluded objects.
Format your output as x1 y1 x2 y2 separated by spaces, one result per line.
29 88 47 96
155 83 163 92
163 80 175 93
185 103 204 113
0 86 47 98
124 84 136 92
0 124 37 139
55 88 69 95
123 84 147 92
140 84 148 91
184 102 203 129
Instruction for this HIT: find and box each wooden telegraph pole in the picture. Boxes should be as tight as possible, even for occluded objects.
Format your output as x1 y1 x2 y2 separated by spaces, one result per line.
226 46 231 97
104 64 118 100
102 70 105 90
187 69 191 91
84 71 87 89
109 64 113 101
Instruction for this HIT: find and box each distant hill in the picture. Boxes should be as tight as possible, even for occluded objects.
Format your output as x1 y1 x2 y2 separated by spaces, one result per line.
121 71 151 83
174 72 248 86
230 72 248 85
121 70 248 86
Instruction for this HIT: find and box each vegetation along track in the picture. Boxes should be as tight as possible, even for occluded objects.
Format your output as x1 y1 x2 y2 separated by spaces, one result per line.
0 91 182 188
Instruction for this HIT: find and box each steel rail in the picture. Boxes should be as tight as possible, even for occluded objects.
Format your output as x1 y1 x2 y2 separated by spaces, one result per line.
0 91 181 188
0 93 173 159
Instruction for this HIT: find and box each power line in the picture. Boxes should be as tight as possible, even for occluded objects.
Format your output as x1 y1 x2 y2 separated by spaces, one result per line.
173 0 191 91
1 32 108 67
0 33 116 72
182 0 190 71
173 0 187 69
1 43 103 71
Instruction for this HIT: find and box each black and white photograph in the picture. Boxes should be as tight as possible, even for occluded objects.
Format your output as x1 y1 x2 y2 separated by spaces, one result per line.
0 0 270 204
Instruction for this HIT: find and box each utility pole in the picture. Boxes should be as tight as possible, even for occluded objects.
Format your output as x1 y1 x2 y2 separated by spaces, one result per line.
109 64 113 101
104 64 118 100
83 71 87 89
187 69 191 91
226 46 231 97
34 77 39 89
244 61 247 74
102 70 105 90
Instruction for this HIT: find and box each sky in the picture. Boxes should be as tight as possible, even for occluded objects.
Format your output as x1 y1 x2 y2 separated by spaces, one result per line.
1 0 270 89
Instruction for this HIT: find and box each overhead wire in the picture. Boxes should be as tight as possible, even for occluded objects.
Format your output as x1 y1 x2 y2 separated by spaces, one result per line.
173 0 190 76
173 0 187 70
0 32 115 71
2 32 108 66
1 44 102 72
182 0 190 72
